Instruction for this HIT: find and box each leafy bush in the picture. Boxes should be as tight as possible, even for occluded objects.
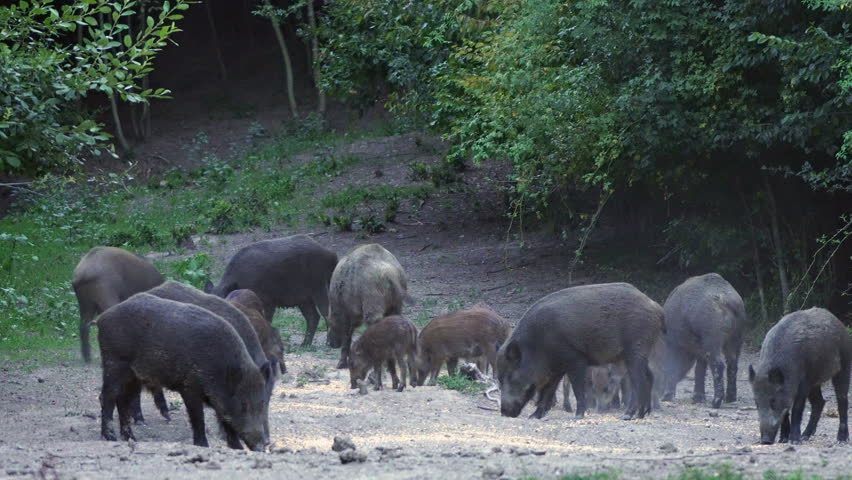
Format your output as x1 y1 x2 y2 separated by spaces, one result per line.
0 0 190 174
436 373 486 395
168 253 212 290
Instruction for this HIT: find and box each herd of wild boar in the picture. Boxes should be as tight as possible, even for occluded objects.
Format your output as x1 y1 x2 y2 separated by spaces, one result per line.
71 234 851 451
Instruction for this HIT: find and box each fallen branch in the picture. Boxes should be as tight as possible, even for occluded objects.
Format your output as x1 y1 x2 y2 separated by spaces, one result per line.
483 282 513 292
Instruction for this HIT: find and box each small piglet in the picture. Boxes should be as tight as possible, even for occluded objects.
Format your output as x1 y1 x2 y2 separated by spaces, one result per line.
415 305 511 386
349 315 418 392
749 307 850 444
226 289 287 375
97 293 273 450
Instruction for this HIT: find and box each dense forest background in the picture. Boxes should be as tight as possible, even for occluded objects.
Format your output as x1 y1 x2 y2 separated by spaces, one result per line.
1 0 850 328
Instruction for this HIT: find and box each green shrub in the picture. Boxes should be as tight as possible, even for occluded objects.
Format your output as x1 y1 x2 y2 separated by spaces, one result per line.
436 373 485 395
168 253 212 290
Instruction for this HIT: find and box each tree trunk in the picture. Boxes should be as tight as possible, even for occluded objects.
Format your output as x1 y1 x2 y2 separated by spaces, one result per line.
738 186 768 325
764 175 790 313
265 0 298 119
109 94 131 152
205 0 228 81
306 0 325 114
568 189 612 285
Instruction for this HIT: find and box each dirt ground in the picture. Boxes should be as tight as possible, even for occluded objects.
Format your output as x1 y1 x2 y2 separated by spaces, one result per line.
2 135 851 479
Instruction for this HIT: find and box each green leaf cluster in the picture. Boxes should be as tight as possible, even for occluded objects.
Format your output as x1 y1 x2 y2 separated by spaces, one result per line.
0 0 191 174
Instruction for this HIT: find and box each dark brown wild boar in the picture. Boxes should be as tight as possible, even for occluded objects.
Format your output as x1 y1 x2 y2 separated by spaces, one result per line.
349 315 418 392
227 289 286 375
147 281 276 439
97 293 273 450
328 244 408 368
498 283 664 420
72 246 164 364
205 235 338 346
415 305 510 386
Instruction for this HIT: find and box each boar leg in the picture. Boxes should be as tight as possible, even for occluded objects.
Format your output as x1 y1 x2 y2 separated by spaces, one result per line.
393 355 407 392
373 361 384 390
708 351 726 408
337 324 355 369
446 357 459 377
779 411 791 443
100 361 132 441
788 393 809 444
567 367 589 419
723 339 741 403
151 388 171 421
562 375 573 412
298 302 321 346
624 360 652 420
802 386 825 441
129 391 145 424
221 421 244 450
692 358 707 404
117 380 140 441
832 368 850 442
530 376 561 419
386 358 401 390
407 352 418 388
182 393 209 447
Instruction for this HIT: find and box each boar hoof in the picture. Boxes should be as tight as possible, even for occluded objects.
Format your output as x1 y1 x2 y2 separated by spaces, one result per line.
711 398 723 409
336 359 349 369
120 427 136 442
837 433 849 443
102 429 117 441
691 394 705 404
396 385 404 393
725 393 737 403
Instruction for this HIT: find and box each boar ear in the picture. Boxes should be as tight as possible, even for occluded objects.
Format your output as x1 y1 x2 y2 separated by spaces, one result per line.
203 280 214 294
768 367 784 385
748 365 756 383
504 341 521 365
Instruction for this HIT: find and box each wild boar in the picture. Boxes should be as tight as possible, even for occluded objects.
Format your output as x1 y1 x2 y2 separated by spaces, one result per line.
415 305 511 386
661 273 748 408
147 281 276 438
749 307 850 444
564 337 666 412
349 315 418 392
226 289 286 375
497 283 664 420
72 246 164 363
328 244 408 368
205 235 338 346
97 293 273 450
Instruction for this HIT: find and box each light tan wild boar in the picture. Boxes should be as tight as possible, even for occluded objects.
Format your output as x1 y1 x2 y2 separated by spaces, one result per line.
349 315 419 392
415 305 511 386
72 246 164 364
226 289 287 375
328 244 408 368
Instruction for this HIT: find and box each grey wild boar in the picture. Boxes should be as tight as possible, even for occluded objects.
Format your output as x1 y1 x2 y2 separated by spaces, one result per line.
226 289 287 375
498 283 664 420
72 246 164 363
349 315 418 392
415 305 511 386
205 235 338 346
662 273 748 408
97 293 273 450
749 307 850 444
147 281 276 439
328 244 408 368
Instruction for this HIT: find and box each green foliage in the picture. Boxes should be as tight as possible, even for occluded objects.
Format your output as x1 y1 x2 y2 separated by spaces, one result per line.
0 0 191 174
167 253 211 290
436 373 485 395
